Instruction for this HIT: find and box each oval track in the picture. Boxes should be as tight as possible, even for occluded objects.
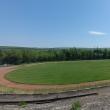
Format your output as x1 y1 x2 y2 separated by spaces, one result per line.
0 66 110 91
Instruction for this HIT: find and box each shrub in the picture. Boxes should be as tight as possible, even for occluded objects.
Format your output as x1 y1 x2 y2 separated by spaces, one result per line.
70 101 81 110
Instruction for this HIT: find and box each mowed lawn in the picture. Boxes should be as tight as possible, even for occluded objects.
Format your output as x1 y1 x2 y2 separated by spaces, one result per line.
6 60 110 85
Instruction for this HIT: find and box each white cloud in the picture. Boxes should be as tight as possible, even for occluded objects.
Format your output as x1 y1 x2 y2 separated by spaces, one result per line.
88 31 107 36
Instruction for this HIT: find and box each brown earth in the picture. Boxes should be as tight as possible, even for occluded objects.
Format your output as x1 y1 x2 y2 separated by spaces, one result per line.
0 66 110 91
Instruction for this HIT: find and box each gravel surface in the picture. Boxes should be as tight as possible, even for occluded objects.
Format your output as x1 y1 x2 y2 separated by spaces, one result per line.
0 95 109 110
1 87 110 110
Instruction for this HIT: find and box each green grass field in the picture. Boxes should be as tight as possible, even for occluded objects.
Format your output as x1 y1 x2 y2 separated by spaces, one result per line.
6 60 110 85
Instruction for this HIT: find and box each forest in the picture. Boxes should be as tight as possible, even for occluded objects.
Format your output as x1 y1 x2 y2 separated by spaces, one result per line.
0 46 110 64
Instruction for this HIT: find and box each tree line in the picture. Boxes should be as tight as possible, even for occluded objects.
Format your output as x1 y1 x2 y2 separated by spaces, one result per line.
0 47 110 64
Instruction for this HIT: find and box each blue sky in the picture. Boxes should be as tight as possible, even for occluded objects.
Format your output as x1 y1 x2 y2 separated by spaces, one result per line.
0 0 110 48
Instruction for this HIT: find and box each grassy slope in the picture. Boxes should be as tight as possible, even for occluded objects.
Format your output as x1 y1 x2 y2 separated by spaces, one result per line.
6 60 110 85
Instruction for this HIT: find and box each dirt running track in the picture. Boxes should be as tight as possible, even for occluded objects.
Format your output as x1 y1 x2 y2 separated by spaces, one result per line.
0 66 110 91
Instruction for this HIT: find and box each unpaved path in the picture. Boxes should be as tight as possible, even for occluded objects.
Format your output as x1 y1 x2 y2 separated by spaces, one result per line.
0 66 110 90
